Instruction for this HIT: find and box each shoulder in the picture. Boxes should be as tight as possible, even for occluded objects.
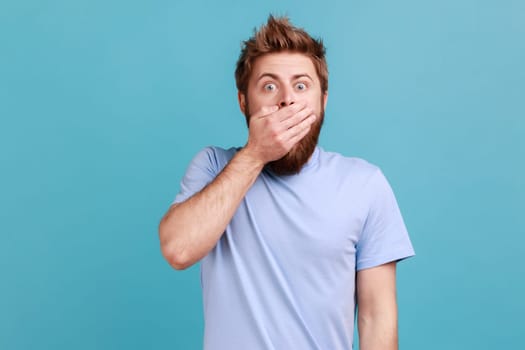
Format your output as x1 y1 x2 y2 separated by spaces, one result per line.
319 150 403 211
317 147 381 183
191 145 240 174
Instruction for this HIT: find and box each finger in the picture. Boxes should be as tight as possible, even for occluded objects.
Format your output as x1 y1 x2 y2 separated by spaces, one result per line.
287 123 312 147
280 107 314 130
282 114 316 142
253 105 279 119
275 102 307 122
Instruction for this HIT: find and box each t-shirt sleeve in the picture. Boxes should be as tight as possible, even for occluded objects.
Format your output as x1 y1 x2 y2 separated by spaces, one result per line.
355 168 415 271
172 147 219 205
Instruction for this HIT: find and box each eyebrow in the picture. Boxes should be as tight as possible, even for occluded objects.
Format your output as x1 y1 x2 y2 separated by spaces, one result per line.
256 73 314 83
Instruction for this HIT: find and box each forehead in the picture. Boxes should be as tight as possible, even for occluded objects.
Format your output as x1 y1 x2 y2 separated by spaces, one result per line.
250 52 318 80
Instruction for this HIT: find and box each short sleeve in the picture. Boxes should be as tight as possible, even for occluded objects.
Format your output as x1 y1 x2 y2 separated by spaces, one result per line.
172 147 219 205
356 168 415 271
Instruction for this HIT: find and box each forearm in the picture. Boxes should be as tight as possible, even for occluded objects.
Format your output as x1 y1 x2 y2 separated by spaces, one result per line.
159 147 264 270
159 103 315 270
358 311 398 350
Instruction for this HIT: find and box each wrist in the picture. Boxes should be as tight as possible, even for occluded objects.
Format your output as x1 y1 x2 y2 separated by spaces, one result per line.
236 146 266 170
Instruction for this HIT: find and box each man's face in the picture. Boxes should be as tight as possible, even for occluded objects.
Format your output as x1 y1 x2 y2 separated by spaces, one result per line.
239 52 328 175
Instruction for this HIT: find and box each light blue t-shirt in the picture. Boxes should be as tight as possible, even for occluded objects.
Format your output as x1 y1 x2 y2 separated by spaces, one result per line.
173 145 415 350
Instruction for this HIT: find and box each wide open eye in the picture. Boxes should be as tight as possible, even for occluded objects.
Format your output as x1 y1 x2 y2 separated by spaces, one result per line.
295 82 307 91
264 83 277 91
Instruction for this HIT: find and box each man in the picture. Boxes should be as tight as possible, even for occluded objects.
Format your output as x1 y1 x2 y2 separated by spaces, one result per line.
159 15 415 350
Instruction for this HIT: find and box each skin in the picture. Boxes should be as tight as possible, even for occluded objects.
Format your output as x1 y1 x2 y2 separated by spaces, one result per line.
239 52 326 170
158 51 399 350
240 52 326 114
357 261 399 350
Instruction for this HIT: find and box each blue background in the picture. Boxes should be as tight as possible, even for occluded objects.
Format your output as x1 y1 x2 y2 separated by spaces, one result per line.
1 0 523 349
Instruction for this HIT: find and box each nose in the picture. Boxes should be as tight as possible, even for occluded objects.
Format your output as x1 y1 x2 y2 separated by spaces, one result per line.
278 85 295 108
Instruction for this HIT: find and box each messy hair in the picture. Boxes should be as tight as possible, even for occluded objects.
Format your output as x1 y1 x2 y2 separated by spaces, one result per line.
235 15 328 95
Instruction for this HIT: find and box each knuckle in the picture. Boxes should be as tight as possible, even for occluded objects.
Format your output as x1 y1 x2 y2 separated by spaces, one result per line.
276 138 287 148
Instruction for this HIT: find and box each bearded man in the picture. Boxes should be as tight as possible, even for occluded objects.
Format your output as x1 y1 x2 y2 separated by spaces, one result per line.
159 15 415 350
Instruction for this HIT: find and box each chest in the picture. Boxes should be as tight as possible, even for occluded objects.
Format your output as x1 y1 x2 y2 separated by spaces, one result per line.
232 173 369 264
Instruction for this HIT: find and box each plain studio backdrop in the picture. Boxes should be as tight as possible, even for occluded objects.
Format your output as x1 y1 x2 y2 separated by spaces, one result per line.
1 1 523 349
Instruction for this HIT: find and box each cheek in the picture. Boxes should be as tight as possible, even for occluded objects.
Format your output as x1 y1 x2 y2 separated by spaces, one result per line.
303 93 323 113
248 92 276 111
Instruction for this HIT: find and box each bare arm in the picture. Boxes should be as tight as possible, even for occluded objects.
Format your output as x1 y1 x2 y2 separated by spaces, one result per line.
158 103 316 270
159 148 263 270
356 261 398 350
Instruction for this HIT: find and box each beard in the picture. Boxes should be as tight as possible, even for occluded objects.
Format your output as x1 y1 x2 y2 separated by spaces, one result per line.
267 108 324 175
245 100 325 176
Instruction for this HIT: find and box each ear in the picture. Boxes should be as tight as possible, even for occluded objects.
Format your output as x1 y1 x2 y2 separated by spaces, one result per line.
238 91 246 115
322 92 328 110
